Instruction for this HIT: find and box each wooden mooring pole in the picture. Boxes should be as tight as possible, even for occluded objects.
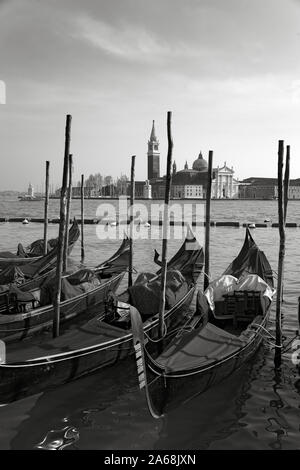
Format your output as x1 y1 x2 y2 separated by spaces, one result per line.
53 115 71 338
159 111 173 339
275 140 290 367
128 155 136 288
63 154 73 272
80 174 85 263
204 150 213 291
43 160 50 255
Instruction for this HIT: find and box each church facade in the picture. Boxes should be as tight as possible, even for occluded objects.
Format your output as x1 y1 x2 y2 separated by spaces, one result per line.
145 121 239 199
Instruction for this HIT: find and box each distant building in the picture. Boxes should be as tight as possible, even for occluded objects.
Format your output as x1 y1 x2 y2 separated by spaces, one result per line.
28 183 34 198
238 177 300 199
238 178 278 199
274 184 300 199
54 186 97 198
144 121 239 199
212 164 239 199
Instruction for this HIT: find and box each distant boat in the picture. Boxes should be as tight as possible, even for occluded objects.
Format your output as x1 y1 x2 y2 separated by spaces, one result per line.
18 195 43 201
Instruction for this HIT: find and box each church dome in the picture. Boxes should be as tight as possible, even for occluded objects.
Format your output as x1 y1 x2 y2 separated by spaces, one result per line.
192 152 208 172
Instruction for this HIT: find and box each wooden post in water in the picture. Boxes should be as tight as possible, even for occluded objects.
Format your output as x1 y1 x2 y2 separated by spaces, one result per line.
63 154 73 272
158 111 173 340
53 114 71 338
204 150 213 291
275 140 289 366
128 155 136 288
283 145 290 224
80 174 85 263
43 160 50 255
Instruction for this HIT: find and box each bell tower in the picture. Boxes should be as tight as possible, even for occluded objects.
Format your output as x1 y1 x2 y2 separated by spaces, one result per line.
147 120 160 180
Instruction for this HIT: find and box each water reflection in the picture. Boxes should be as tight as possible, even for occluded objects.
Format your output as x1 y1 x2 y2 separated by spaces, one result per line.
35 426 79 450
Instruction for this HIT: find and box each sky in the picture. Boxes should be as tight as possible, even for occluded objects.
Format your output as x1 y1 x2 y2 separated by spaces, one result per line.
0 0 300 191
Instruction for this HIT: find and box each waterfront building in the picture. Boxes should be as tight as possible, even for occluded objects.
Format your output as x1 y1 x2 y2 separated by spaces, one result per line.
212 163 239 199
146 121 239 199
239 177 300 199
28 183 34 198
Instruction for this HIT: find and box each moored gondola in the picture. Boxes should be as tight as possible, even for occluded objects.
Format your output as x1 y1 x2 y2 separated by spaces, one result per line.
0 228 203 404
132 228 276 418
0 235 130 342
0 219 80 270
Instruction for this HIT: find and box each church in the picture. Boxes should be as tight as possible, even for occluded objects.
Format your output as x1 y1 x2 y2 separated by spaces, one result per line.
145 121 239 199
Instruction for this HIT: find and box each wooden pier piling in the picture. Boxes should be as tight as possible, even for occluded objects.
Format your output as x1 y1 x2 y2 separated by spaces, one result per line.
43 160 50 255
159 111 173 340
128 155 136 288
53 115 71 338
80 174 85 263
275 140 290 367
63 154 73 272
204 150 213 291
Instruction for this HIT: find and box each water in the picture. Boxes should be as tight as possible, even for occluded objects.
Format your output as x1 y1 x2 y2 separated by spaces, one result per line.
0 198 299 450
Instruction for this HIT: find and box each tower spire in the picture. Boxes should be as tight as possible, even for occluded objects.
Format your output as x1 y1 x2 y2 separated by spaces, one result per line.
147 120 160 180
150 120 158 142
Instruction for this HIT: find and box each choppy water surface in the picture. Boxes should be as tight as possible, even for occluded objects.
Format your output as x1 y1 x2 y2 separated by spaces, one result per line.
0 198 299 450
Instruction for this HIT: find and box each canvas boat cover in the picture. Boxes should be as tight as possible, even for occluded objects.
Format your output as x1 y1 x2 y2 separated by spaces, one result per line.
0 265 25 286
154 322 245 373
39 236 129 305
223 227 274 287
128 269 189 318
205 274 276 313
21 237 58 257
39 269 102 306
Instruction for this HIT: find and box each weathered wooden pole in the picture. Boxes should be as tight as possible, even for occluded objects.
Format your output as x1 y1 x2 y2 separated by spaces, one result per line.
283 145 290 224
53 114 71 338
80 174 85 263
43 160 50 255
275 140 288 367
204 150 213 291
63 154 73 272
158 111 173 339
128 155 136 288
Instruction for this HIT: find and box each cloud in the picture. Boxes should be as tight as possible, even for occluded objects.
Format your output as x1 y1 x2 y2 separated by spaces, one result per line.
72 15 197 64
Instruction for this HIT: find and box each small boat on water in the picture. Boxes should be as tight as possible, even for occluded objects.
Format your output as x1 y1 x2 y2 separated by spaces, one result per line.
132 228 275 418
0 235 131 343
0 228 204 404
0 219 80 270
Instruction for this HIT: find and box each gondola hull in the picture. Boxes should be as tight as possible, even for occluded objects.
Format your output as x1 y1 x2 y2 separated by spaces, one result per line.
143 304 271 416
137 228 275 417
0 285 195 404
0 272 125 342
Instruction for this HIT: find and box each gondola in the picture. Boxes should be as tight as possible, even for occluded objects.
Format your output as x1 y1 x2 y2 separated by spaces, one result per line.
0 235 131 343
0 228 204 404
0 219 80 277
0 220 80 315
132 228 276 418
0 233 58 266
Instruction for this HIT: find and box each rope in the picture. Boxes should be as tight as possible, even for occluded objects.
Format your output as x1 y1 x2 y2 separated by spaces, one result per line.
144 321 167 343
202 271 211 282
250 322 283 348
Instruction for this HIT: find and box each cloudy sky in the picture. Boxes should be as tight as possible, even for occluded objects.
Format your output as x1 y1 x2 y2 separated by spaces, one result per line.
0 0 300 191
